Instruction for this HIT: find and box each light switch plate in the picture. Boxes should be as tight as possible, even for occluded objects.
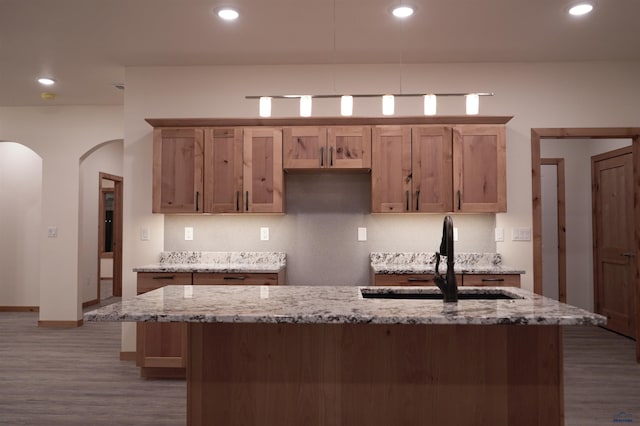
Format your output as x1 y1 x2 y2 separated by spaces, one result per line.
495 228 504 242
140 227 150 241
184 227 194 241
512 227 532 241
357 227 367 241
260 227 269 241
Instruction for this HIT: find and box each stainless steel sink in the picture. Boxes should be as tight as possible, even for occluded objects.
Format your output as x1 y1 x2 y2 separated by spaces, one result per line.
360 288 522 301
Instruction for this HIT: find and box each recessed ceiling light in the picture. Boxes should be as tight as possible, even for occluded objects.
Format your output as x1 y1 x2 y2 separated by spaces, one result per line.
217 8 239 20
392 6 414 18
38 78 55 85
568 3 593 16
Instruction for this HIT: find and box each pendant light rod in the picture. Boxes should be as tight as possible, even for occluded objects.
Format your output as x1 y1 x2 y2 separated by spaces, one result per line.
246 93 493 99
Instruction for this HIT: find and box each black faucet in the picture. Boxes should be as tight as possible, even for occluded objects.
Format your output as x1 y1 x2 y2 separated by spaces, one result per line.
434 215 458 303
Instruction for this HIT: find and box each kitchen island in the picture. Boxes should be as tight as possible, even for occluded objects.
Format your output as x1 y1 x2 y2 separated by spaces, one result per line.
86 285 604 426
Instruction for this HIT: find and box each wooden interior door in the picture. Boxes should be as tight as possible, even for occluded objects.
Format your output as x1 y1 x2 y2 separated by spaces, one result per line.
593 147 636 338
371 126 412 213
411 126 453 212
204 128 243 213
152 128 204 213
243 128 283 213
327 126 372 169
283 126 327 169
453 125 506 213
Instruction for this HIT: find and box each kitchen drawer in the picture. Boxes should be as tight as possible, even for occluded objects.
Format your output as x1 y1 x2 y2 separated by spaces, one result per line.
462 274 520 287
373 274 436 286
137 272 193 294
193 272 280 286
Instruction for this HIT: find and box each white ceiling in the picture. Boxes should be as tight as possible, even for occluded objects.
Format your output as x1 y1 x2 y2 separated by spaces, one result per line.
1 0 639 106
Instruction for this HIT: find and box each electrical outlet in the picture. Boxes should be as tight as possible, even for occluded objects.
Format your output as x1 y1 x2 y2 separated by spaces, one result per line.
140 227 150 241
184 227 194 241
453 227 459 242
495 228 504 242
260 227 269 241
47 226 58 238
357 227 367 241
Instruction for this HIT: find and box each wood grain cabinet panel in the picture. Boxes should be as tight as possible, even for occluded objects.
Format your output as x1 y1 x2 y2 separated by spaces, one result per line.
283 126 371 170
243 127 284 213
453 125 507 212
372 126 452 213
203 128 243 213
193 272 282 286
462 274 521 287
152 128 204 213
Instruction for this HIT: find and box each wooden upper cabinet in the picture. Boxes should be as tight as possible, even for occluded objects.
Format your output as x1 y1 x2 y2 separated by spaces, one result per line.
283 126 371 170
412 126 453 212
371 126 453 213
203 128 243 213
152 128 204 213
283 126 327 169
243 128 284 213
371 126 412 213
327 126 371 169
453 125 506 213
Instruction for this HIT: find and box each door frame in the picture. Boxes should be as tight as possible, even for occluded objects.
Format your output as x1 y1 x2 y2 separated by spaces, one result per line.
540 158 567 303
98 172 123 299
531 128 640 362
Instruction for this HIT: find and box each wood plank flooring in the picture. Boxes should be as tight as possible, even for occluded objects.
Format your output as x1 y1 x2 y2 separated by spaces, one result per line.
1 311 638 425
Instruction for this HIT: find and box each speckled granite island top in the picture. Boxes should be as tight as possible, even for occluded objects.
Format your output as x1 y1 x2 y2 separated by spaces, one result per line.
85 285 604 326
133 251 286 273
371 252 525 274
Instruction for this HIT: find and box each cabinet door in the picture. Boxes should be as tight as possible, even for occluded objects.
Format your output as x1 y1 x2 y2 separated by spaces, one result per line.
412 126 453 212
204 128 243 213
327 126 372 169
153 128 204 213
243 128 284 213
283 127 327 169
371 126 412 213
453 125 506 213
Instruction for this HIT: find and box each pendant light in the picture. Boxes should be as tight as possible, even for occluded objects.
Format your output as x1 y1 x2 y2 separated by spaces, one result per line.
382 95 395 116
466 94 480 115
259 97 272 117
423 94 437 116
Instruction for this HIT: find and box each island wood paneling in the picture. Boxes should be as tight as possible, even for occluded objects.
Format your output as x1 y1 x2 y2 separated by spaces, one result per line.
187 323 561 426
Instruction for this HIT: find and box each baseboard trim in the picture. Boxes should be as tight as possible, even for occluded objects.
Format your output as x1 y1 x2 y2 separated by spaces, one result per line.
120 351 136 362
38 319 84 328
0 306 39 312
82 299 99 308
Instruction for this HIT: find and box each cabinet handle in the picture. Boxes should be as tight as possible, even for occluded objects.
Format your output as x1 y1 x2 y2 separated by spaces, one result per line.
330 146 334 166
415 190 420 211
196 191 200 212
245 191 249 212
457 190 461 210
407 277 432 282
481 278 505 282
236 191 240 212
223 276 246 281
152 275 175 280
320 147 325 167
621 252 635 257
406 190 410 212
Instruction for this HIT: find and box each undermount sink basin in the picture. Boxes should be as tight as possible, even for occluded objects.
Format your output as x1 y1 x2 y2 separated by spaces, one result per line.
360 288 521 301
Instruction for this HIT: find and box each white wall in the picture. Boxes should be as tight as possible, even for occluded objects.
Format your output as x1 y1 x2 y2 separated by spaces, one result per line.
79 140 123 303
0 142 42 307
0 106 123 321
541 138 631 310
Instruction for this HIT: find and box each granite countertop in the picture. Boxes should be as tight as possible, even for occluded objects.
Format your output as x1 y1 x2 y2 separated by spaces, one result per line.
85 285 604 326
134 251 286 273
370 252 525 275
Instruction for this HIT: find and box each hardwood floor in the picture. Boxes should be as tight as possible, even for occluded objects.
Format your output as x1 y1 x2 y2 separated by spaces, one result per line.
0 312 638 425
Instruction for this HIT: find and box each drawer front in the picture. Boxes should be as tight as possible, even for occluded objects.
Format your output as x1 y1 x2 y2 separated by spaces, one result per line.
373 274 436 286
137 272 193 294
462 274 520 287
193 273 279 286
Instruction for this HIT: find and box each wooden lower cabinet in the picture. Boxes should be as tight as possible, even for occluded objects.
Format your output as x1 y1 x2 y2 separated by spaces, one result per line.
373 273 520 287
136 271 282 379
